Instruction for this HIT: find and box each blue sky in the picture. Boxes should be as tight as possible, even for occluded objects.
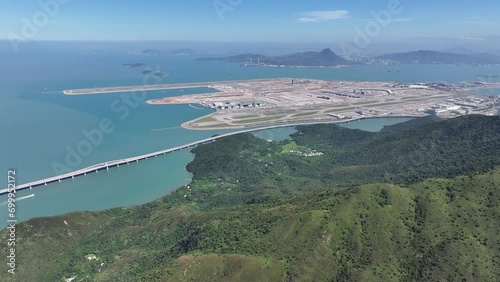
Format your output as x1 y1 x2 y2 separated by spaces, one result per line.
0 0 499 43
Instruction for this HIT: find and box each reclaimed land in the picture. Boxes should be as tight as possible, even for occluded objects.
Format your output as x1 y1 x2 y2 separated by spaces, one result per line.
64 79 499 130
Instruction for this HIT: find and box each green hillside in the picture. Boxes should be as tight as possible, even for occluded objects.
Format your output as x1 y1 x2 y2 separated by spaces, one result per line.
1 115 499 282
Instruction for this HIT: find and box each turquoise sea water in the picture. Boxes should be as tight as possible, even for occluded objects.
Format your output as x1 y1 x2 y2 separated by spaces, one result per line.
474 87 500 97
339 117 413 132
252 127 298 141
1 47 499 228
251 117 414 141
1 150 195 222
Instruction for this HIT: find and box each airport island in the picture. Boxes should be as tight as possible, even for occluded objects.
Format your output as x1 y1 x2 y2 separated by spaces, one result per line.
64 78 500 130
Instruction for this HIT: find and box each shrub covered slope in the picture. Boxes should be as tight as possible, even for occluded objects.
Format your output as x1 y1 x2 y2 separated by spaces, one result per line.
1 115 499 282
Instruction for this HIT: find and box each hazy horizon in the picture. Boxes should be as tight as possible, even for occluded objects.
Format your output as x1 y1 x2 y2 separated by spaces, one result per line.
2 0 500 56
1 38 500 58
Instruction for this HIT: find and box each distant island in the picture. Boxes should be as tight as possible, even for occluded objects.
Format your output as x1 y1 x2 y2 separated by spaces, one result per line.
195 48 355 68
122 62 146 68
376 50 500 65
139 48 197 56
122 63 166 77
152 71 166 77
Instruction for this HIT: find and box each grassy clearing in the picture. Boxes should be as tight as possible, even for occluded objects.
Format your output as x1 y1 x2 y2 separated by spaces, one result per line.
401 96 420 100
280 141 305 154
232 114 260 120
193 124 234 129
162 254 286 282
325 107 356 113
359 101 411 107
353 101 379 106
195 115 218 124
232 116 286 125
291 112 318 118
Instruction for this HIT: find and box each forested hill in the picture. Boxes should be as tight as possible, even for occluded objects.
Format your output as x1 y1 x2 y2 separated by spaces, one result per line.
288 114 500 184
1 115 499 282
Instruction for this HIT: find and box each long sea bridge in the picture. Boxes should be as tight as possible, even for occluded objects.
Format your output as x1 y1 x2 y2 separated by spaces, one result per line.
0 123 300 195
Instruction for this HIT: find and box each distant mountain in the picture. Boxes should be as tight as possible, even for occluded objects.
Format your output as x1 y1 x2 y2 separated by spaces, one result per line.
139 48 196 56
440 47 479 55
376 50 500 65
196 48 354 67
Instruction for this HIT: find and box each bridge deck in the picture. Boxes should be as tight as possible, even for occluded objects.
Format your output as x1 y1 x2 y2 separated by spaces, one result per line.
0 124 295 195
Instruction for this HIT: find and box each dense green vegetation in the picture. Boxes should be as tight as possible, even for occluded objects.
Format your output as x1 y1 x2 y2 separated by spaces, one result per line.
1 115 499 281
290 114 500 184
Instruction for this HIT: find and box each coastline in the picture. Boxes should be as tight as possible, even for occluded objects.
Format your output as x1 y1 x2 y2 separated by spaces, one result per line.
0 116 419 231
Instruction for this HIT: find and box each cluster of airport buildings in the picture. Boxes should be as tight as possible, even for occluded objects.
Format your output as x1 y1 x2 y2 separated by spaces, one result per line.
424 96 497 116
210 101 265 110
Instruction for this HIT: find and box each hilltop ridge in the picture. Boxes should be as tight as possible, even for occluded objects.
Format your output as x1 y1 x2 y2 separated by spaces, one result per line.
2 115 500 281
195 48 353 67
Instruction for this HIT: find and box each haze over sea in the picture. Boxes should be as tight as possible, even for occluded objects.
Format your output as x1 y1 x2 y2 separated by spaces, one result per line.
1 43 500 228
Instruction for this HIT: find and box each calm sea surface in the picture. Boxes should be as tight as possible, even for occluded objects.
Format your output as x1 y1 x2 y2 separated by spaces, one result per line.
1 47 499 228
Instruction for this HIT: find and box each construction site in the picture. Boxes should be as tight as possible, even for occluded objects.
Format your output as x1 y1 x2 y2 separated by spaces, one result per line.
144 78 499 130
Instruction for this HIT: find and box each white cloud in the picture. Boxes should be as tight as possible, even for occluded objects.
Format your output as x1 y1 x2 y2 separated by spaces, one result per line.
297 10 350 23
457 36 485 41
392 18 412 22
